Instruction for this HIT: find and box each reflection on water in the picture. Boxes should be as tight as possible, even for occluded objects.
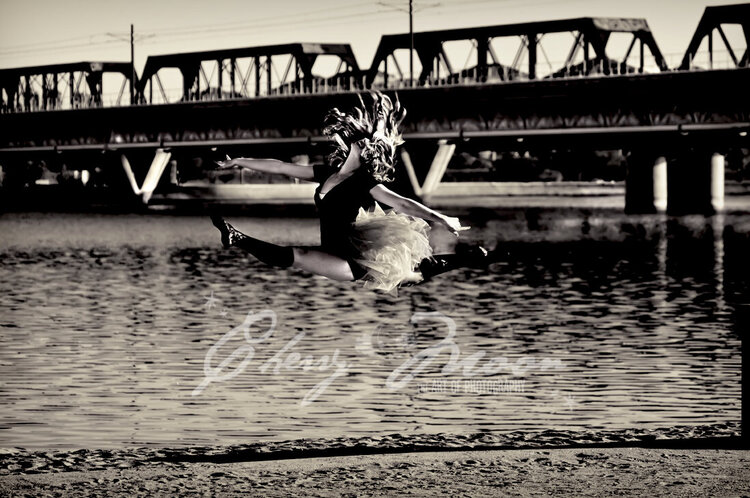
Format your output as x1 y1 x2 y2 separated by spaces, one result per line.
0 211 746 450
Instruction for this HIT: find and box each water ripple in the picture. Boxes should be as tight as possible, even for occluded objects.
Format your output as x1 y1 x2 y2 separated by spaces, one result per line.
0 212 746 449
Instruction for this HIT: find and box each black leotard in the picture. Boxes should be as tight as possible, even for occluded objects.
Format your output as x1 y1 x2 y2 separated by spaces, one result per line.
312 163 380 279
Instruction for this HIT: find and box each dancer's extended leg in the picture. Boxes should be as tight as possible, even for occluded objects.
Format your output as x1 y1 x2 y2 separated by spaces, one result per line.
211 215 354 281
212 214 293 267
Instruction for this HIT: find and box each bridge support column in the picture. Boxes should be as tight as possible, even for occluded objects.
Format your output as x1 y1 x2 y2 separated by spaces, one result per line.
653 156 668 212
399 140 456 199
120 148 172 203
422 140 456 196
400 149 421 196
625 154 667 214
711 152 725 212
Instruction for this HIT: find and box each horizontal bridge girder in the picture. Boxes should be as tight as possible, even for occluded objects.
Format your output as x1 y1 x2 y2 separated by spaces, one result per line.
2 68 748 151
1 122 747 154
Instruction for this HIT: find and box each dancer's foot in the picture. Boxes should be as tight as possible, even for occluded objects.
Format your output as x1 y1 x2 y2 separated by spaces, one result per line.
413 244 491 284
210 214 246 249
455 244 491 267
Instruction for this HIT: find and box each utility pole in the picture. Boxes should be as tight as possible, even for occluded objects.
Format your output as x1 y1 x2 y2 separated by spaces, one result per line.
107 26 151 104
378 0 439 86
409 0 414 86
130 24 135 104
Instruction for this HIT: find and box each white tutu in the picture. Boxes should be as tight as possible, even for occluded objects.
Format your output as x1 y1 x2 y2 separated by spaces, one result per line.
349 202 433 293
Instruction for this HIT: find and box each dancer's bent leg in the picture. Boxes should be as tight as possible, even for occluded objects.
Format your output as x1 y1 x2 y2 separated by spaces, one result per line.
212 215 354 281
291 247 355 281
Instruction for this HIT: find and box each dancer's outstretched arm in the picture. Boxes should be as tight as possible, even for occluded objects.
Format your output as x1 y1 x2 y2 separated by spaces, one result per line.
215 157 315 181
370 185 468 235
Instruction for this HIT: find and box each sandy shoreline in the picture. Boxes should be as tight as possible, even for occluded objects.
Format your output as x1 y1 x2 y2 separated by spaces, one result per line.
0 423 740 473
1 424 747 496
1 446 748 497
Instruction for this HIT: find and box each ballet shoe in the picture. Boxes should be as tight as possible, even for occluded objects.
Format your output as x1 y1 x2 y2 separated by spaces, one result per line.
210 214 246 249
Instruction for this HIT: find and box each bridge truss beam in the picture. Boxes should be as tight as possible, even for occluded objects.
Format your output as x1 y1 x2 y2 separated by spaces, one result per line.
135 43 361 104
0 62 134 113
366 17 669 88
679 3 750 70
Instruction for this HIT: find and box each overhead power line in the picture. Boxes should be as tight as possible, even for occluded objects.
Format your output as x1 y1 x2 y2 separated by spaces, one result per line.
0 0 556 62
0 5 394 58
0 0 377 56
141 0 376 36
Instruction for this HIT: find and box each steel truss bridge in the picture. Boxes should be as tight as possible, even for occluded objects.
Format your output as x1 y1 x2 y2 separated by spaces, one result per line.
0 5 747 140
0 5 748 214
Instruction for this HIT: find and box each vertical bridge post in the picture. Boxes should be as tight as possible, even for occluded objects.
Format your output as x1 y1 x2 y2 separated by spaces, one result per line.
711 153 725 212
653 156 668 213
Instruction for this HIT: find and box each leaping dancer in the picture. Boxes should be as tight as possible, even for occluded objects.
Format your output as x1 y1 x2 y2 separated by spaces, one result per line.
211 92 493 293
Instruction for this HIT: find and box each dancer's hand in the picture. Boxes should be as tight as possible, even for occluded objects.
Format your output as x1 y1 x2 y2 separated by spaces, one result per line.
214 155 238 169
441 215 470 236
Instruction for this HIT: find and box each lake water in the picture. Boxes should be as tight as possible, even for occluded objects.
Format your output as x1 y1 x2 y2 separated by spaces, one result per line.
0 210 747 450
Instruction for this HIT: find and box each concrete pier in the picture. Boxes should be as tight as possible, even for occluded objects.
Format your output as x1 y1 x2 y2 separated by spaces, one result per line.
711 153 725 212
653 156 668 213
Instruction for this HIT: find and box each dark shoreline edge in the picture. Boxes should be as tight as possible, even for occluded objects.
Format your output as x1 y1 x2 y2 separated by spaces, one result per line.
0 422 742 475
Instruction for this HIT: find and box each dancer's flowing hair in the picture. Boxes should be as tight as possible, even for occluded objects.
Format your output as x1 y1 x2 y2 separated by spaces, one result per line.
323 92 407 183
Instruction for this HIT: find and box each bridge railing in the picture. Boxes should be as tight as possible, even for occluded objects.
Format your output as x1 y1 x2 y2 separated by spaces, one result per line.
1 90 132 114
671 50 745 71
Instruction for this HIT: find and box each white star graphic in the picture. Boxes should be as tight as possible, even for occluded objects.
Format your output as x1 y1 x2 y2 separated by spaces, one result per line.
204 290 219 311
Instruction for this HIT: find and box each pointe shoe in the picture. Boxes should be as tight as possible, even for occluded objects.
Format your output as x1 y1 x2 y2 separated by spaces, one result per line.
210 214 246 249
